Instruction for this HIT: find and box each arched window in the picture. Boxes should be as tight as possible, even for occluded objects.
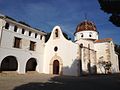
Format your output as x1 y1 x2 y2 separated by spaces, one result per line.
22 29 25 34
89 32 92 37
5 22 9 29
35 33 37 38
80 43 83 48
55 29 58 37
81 33 83 37
29 31 32 36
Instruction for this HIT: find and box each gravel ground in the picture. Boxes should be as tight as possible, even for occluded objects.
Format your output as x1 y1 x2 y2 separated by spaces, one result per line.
0 72 53 90
0 72 120 90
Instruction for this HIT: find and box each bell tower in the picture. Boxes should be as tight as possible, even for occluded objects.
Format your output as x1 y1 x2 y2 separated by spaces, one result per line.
74 20 99 41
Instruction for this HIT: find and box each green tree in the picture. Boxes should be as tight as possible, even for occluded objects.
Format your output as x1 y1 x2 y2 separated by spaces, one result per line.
98 0 120 27
114 44 120 69
98 61 112 74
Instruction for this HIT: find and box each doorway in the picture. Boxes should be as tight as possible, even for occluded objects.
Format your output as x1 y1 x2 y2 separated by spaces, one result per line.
53 60 59 74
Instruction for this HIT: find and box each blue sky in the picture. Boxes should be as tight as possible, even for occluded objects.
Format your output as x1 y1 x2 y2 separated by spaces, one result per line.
0 0 120 44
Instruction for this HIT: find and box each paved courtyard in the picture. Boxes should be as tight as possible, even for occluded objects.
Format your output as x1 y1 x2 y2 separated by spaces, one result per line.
0 72 120 90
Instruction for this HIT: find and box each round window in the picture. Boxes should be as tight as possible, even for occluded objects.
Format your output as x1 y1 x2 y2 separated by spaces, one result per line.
54 46 58 52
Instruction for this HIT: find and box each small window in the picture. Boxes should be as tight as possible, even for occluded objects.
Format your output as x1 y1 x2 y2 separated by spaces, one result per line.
35 33 37 38
5 22 9 29
54 46 58 52
13 37 21 48
81 33 83 37
55 29 58 37
89 34 92 37
29 31 32 36
14 26 18 32
80 43 83 48
22 29 25 34
89 32 92 37
40 35 43 40
29 41 36 51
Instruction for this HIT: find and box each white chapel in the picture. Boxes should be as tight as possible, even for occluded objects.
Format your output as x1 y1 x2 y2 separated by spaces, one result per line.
0 14 119 76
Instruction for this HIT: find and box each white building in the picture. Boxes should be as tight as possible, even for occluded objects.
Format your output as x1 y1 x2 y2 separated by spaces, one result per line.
0 14 119 76
0 14 46 74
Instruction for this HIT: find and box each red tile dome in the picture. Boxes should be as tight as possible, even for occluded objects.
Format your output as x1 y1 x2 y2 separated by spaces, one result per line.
75 20 97 34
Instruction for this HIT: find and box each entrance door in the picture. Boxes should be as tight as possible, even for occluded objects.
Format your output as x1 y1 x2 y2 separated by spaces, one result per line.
53 60 59 74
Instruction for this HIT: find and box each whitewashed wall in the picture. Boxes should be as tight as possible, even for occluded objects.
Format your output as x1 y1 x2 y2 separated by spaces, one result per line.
0 19 45 74
44 26 80 76
74 31 98 41
94 41 119 73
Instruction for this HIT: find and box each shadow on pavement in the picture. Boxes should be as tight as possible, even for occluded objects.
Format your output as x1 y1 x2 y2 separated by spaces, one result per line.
13 74 120 90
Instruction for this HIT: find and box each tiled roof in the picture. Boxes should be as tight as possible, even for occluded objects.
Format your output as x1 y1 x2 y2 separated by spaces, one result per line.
95 38 112 43
75 20 97 34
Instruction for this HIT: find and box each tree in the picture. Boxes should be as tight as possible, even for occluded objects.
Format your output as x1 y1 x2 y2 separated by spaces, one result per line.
45 32 51 42
114 44 120 55
98 0 120 27
98 61 112 74
114 44 120 69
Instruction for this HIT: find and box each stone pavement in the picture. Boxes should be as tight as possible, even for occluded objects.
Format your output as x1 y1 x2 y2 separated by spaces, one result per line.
0 72 120 90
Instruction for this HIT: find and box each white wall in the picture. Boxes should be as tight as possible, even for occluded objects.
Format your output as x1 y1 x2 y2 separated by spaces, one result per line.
75 31 98 41
44 26 80 76
94 41 119 73
75 39 96 74
109 41 119 72
0 19 45 74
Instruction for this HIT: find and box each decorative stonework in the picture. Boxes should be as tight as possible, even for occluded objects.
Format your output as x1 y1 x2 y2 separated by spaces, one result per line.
49 55 63 75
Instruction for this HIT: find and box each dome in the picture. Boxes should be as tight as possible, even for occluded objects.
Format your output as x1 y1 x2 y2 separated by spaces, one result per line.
75 20 97 34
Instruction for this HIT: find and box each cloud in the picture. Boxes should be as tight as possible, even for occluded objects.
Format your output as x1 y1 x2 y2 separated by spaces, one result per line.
0 0 119 43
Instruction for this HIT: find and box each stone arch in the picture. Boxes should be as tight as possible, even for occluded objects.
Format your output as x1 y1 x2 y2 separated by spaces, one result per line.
49 55 63 75
26 58 37 72
0 56 18 72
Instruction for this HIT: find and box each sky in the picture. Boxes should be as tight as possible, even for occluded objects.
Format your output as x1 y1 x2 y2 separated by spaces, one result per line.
0 0 120 44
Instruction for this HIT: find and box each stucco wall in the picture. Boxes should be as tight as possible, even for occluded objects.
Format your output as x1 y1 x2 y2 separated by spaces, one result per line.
75 31 98 41
0 19 45 74
44 26 80 76
94 41 119 73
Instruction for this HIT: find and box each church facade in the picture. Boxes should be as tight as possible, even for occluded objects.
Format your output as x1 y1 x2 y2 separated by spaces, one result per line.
0 14 119 76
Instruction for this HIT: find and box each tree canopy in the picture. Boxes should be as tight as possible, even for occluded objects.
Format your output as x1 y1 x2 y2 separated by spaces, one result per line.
98 0 120 27
114 44 120 69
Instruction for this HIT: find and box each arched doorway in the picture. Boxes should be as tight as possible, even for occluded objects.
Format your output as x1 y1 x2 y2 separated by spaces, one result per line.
0 56 18 71
26 58 37 72
53 60 59 74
